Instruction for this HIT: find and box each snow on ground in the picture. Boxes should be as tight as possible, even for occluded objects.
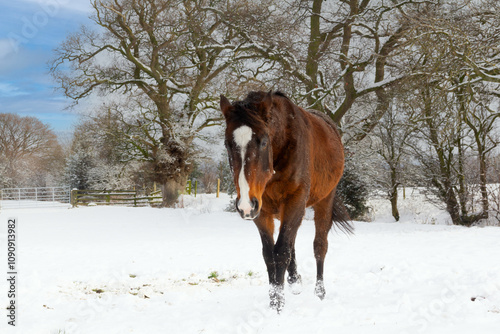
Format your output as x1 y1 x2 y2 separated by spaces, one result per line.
0 192 500 334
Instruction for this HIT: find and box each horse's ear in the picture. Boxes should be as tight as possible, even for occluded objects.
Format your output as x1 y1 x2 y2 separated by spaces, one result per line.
220 95 232 119
259 91 273 122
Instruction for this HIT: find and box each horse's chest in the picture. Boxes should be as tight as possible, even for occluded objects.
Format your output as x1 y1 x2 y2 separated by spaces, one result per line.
262 175 309 214
260 182 281 212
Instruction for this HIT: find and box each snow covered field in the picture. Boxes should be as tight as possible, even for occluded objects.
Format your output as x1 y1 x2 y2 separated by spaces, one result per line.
1 192 500 334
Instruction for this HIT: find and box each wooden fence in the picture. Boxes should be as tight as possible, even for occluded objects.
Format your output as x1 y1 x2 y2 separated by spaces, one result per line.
71 179 222 207
71 189 162 207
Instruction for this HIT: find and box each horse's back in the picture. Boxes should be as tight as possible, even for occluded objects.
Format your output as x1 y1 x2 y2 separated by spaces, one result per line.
302 109 345 206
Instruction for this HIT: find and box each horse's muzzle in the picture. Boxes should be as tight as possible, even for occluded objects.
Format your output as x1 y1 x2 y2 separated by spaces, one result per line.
236 197 260 220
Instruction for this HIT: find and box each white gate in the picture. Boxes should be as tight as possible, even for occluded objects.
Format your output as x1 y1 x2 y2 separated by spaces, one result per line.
0 187 71 209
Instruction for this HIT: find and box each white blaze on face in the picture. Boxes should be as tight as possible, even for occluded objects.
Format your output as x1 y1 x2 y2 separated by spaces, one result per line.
233 125 253 216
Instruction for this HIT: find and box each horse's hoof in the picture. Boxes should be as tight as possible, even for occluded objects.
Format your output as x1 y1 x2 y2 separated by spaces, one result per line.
270 297 284 313
315 280 326 300
287 274 302 295
269 285 285 313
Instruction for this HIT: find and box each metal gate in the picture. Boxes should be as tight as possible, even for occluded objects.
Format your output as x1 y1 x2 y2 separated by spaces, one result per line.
0 187 71 209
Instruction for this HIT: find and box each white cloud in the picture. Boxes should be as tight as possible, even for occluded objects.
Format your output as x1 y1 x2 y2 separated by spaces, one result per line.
20 0 93 14
0 39 16 60
0 83 29 97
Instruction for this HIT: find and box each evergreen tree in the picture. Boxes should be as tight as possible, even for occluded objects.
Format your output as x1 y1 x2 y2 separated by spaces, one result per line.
337 154 370 221
65 150 94 190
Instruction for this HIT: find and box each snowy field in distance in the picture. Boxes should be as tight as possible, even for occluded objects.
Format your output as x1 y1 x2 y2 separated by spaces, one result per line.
0 191 499 334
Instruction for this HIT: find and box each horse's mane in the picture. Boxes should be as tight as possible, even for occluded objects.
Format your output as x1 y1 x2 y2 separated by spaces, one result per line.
232 91 340 137
273 91 289 99
230 91 288 127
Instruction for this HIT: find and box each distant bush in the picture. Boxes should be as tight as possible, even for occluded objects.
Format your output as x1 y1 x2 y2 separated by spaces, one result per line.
225 198 237 212
337 157 370 221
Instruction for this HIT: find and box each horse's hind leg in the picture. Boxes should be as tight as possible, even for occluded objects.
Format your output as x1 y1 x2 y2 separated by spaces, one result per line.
313 191 335 300
287 247 302 294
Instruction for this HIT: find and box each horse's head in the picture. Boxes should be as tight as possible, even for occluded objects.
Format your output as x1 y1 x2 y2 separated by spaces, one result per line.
220 92 274 220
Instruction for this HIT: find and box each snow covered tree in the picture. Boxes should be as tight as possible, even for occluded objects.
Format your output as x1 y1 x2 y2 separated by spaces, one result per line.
218 151 235 195
370 97 417 221
439 0 500 85
214 0 439 136
65 149 94 190
65 113 141 191
198 159 218 194
0 113 64 188
457 81 500 221
401 72 499 226
337 149 370 220
393 0 500 225
51 0 256 206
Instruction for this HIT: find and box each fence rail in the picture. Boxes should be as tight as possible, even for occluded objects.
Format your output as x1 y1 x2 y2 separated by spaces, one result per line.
0 187 71 209
71 189 162 207
1 180 221 209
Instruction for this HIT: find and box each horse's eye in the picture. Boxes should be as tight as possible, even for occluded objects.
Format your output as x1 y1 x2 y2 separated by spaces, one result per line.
260 138 268 149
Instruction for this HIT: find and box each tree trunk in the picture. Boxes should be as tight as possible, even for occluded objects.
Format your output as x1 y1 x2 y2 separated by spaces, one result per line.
478 151 489 219
432 177 463 225
444 184 464 226
390 167 400 222
423 87 464 226
456 120 468 217
152 132 192 208
390 189 400 222
161 178 185 207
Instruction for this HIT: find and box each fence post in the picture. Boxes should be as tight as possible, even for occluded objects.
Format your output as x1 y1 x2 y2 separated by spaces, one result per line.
217 178 220 198
186 180 192 195
106 190 111 204
71 189 77 207
194 180 197 197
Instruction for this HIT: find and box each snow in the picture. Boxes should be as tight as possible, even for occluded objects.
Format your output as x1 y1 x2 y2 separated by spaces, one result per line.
0 200 70 210
1 192 500 334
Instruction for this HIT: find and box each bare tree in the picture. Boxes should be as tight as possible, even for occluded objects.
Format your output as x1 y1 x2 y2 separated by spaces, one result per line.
213 0 437 138
489 162 500 225
379 0 500 225
65 112 137 190
371 97 416 221
198 160 218 194
50 0 255 206
459 81 500 219
447 0 500 85
0 113 63 188
414 84 467 224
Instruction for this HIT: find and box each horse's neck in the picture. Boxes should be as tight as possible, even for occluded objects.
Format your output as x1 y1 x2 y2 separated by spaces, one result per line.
269 103 296 160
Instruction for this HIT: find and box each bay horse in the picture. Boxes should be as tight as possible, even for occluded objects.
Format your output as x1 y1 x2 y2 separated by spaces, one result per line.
220 91 353 312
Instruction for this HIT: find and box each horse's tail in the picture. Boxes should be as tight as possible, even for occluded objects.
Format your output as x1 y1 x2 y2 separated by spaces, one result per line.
332 193 354 235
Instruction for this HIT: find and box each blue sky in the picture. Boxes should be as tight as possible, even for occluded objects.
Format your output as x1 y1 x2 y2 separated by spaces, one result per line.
0 0 93 136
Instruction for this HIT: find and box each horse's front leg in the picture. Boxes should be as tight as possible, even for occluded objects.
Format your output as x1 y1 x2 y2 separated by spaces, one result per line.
253 212 279 306
273 196 306 312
